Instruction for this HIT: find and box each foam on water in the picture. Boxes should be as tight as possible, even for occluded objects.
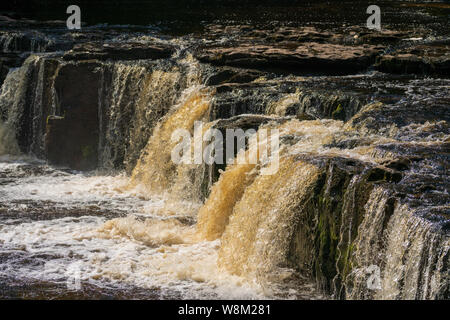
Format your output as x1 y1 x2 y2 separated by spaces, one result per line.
0 159 276 299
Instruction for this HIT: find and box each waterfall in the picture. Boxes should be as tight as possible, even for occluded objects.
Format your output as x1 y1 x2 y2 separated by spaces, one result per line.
218 157 320 279
198 119 341 275
98 62 189 171
0 33 446 299
377 205 449 300
98 55 205 173
0 56 38 153
0 66 23 156
192 115 448 298
196 119 287 241
343 198 449 300
0 31 50 53
0 54 58 157
130 86 212 196
344 186 393 299
196 160 257 240
98 62 150 170
0 120 19 155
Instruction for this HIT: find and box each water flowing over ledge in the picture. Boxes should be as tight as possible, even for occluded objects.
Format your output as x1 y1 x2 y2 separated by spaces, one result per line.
0 4 448 299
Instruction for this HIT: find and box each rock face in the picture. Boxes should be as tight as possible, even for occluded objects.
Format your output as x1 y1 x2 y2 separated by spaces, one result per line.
287 153 448 299
205 66 264 86
285 91 449 299
209 81 364 122
346 98 450 138
46 61 101 170
0 30 53 53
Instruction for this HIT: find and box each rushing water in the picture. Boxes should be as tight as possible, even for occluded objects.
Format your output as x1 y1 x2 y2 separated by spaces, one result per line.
0 157 265 299
0 75 447 298
0 4 449 299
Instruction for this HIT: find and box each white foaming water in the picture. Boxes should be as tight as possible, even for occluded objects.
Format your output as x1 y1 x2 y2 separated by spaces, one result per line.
0 159 268 299
0 217 262 299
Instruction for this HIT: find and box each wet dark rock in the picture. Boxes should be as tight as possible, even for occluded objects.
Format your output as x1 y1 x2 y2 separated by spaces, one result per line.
0 53 26 69
0 59 10 86
293 91 363 122
351 30 411 45
203 25 417 47
288 155 372 297
196 42 383 75
210 82 283 119
374 142 450 213
375 41 450 76
45 61 101 170
206 67 264 85
0 30 49 53
194 24 408 76
211 81 364 122
367 166 403 183
288 151 448 299
213 114 290 131
0 199 127 223
63 41 175 61
347 98 450 139
202 25 335 44
381 158 411 171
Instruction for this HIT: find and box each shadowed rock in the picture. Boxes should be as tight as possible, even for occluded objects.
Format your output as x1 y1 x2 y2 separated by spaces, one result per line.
375 40 450 76
196 42 383 75
45 61 101 170
63 41 175 61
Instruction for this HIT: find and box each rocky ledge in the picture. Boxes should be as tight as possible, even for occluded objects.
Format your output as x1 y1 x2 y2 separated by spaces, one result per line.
63 41 175 61
196 42 383 75
375 40 450 75
194 24 449 76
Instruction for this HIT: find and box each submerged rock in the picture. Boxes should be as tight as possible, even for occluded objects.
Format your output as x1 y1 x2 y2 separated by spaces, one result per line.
346 98 450 139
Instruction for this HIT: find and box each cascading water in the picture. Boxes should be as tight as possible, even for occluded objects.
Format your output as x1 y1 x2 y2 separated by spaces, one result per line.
0 120 19 156
130 86 211 195
0 31 50 53
98 61 193 172
218 158 320 278
0 14 448 300
377 205 449 300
